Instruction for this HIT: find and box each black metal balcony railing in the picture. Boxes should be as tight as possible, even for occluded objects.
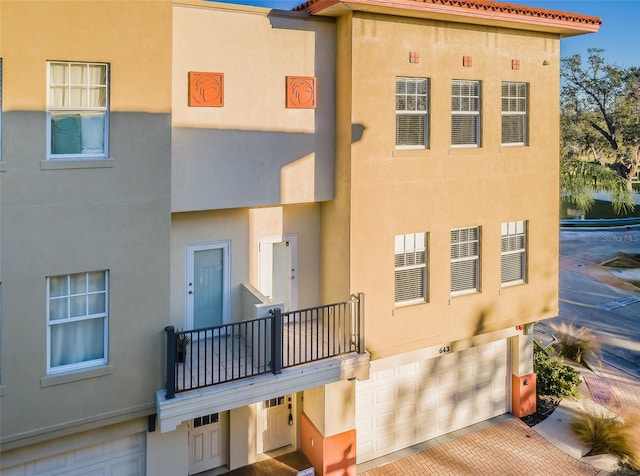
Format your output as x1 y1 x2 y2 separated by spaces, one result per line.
165 293 364 399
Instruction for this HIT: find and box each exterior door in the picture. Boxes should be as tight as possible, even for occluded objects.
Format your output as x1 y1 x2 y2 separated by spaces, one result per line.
188 412 228 475
258 235 297 311
186 242 230 330
262 395 294 452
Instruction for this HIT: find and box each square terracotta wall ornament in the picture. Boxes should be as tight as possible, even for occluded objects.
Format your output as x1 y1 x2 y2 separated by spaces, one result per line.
188 72 224 107
286 76 317 109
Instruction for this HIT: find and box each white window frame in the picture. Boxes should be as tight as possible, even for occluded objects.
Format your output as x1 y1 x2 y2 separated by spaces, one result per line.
501 82 528 146
450 226 480 295
451 80 481 148
396 77 429 149
395 232 427 306
501 221 527 286
47 61 109 159
46 271 109 374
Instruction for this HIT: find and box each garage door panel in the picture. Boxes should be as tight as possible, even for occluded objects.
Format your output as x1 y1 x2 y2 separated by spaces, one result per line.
5 433 145 476
375 387 394 406
356 340 509 463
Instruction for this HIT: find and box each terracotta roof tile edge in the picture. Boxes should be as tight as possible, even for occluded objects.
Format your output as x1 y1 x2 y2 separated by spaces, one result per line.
292 0 602 29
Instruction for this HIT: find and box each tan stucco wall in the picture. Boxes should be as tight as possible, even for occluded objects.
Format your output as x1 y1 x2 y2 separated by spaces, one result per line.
1 0 171 113
325 12 561 360
0 0 172 449
171 2 335 212
303 380 355 438
171 204 321 327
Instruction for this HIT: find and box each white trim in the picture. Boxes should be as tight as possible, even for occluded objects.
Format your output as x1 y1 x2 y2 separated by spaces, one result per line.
46 61 110 159
185 241 231 330
46 271 109 375
258 234 298 312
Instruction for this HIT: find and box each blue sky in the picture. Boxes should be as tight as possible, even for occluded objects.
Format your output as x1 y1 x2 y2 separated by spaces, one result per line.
216 0 639 67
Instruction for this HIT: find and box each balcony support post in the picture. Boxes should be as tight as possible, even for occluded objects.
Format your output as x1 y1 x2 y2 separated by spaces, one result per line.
165 326 176 399
271 308 282 374
357 292 365 354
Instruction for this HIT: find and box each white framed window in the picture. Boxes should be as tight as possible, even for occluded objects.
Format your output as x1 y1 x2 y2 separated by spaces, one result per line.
395 233 427 305
502 82 528 146
47 61 109 159
451 226 480 295
451 80 480 147
396 77 429 148
501 221 527 285
47 271 108 374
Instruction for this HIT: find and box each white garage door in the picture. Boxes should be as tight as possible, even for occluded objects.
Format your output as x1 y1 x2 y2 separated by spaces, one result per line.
356 340 509 463
4 432 145 476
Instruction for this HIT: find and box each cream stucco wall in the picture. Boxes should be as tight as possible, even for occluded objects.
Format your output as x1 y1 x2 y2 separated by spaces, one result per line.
171 2 336 212
0 0 172 451
170 204 321 328
324 12 561 361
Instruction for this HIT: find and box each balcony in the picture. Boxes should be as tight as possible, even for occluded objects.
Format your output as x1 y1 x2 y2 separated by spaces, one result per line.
156 293 370 432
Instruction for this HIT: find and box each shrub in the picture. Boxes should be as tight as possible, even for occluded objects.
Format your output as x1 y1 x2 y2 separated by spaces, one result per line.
551 322 600 365
571 409 640 471
534 345 581 399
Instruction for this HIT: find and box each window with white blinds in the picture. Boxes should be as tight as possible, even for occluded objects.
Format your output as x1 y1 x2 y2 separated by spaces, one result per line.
501 82 527 146
451 80 480 147
451 227 480 294
395 233 427 305
396 77 428 148
501 221 527 285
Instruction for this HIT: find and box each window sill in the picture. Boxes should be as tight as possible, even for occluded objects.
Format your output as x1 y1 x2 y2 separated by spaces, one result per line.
394 299 428 309
40 365 113 388
393 148 429 158
450 290 480 299
501 280 526 290
449 147 482 155
41 158 114 170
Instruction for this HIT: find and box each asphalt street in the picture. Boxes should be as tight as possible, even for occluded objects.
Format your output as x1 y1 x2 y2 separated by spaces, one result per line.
535 226 640 380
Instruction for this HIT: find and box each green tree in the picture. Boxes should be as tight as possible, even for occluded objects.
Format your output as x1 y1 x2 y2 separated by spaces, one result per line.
561 158 634 214
561 49 640 182
560 49 638 214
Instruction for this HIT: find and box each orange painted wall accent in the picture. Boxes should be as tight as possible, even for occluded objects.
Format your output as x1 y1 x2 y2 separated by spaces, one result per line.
300 412 323 474
512 372 537 417
300 412 357 476
188 71 224 107
286 76 317 108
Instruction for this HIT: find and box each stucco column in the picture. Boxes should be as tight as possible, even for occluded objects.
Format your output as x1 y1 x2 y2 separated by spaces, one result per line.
301 380 357 476
229 405 257 470
510 329 536 417
146 421 188 476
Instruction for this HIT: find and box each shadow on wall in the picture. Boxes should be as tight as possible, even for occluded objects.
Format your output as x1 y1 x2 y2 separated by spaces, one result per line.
172 124 365 212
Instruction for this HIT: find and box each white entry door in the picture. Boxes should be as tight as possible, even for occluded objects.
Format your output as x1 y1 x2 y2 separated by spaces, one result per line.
262 395 294 452
186 242 230 330
258 235 297 311
188 412 228 475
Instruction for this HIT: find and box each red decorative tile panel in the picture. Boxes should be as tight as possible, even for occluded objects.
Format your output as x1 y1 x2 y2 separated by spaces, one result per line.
409 51 420 63
512 59 521 70
188 72 224 107
286 76 317 109
463 55 473 67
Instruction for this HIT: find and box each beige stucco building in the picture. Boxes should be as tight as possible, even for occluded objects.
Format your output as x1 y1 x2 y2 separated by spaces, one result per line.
0 0 599 474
